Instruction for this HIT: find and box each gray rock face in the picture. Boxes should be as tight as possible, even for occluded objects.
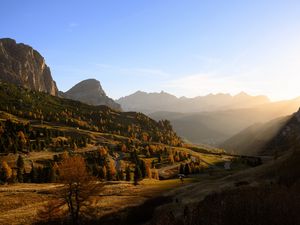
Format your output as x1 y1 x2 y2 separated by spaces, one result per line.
0 38 58 96
64 79 121 111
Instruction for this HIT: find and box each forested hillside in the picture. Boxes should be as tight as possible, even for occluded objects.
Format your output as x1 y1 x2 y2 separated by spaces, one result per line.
0 81 182 149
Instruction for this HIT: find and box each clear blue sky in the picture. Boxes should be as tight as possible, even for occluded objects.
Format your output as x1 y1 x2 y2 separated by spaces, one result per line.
1 0 300 100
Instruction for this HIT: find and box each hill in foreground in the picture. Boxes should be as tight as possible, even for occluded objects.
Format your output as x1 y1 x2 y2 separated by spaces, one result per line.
0 81 182 152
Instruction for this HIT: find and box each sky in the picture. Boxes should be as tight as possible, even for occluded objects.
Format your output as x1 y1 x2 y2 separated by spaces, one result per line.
1 0 300 101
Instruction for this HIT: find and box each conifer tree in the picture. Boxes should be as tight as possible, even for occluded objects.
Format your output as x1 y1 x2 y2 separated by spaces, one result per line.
179 163 184 174
184 163 191 175
140 160 147 178
117 169 124 181
17 167 23 183
99 166 107 180
134 164 142 185
106 164 112 181
30 164 38 183
16 155 25 182
49 164 57 183
125 166 131 181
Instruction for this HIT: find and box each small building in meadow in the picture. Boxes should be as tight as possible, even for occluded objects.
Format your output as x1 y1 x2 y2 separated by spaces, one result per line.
224 161 231 170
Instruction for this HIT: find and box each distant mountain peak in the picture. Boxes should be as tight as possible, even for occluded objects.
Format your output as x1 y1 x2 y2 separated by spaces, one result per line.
133 90 147 95
67 79 106 96
64 78 121 110
235 91 249 97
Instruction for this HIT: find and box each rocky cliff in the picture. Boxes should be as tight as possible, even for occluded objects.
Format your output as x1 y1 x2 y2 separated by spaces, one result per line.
0 38 58 96
64 79 121 111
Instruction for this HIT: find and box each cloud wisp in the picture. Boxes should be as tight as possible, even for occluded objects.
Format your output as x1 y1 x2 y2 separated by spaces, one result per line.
94 63 170 78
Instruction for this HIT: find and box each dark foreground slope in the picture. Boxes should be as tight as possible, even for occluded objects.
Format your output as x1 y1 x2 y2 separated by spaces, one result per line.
144 109 300 225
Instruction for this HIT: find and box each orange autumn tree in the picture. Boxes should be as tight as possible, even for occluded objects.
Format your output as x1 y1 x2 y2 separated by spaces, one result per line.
0 161 12 183
57 155 97 225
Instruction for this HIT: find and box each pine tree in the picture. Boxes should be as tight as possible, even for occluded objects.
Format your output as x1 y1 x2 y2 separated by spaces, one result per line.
106 164 112 181
179 163 184 174
99 166 107 180
17 167 24 183
125 166 131 181
139 160 147 178
134 164 142 185
184 163 191 175
37 166 43 183
49 164 57 183
151 160 155 168
117 169 124 181
30 164 38 183
15 153 24 166
16 155 25 183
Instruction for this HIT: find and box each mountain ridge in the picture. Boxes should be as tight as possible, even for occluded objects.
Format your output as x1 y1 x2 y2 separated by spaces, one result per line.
0 38 121 110
150 98 300 146
116 90 270 113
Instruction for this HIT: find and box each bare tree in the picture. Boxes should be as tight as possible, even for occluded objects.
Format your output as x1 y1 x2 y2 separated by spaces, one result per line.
57 155 99 224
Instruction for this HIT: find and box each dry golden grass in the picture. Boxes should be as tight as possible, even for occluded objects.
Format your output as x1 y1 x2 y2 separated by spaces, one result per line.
172 146 234 168
0 179 196 225
0 184 58 225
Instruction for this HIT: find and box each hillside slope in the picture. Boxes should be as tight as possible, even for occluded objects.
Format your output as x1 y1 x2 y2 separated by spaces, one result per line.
150 99 300 145
220 115 291 155
261 108 300 155
0 81 181 147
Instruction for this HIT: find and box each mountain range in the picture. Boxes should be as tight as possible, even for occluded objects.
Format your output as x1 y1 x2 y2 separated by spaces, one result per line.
116 90 270 114
0 38 120 110
150 98 300 146
1 38 300 155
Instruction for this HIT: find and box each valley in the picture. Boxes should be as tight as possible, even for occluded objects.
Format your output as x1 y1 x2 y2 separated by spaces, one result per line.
0 17 299 225
0 83 257 224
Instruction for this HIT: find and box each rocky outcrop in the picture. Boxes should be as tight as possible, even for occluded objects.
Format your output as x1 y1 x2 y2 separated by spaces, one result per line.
64 79 121 111
0 38 58 96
